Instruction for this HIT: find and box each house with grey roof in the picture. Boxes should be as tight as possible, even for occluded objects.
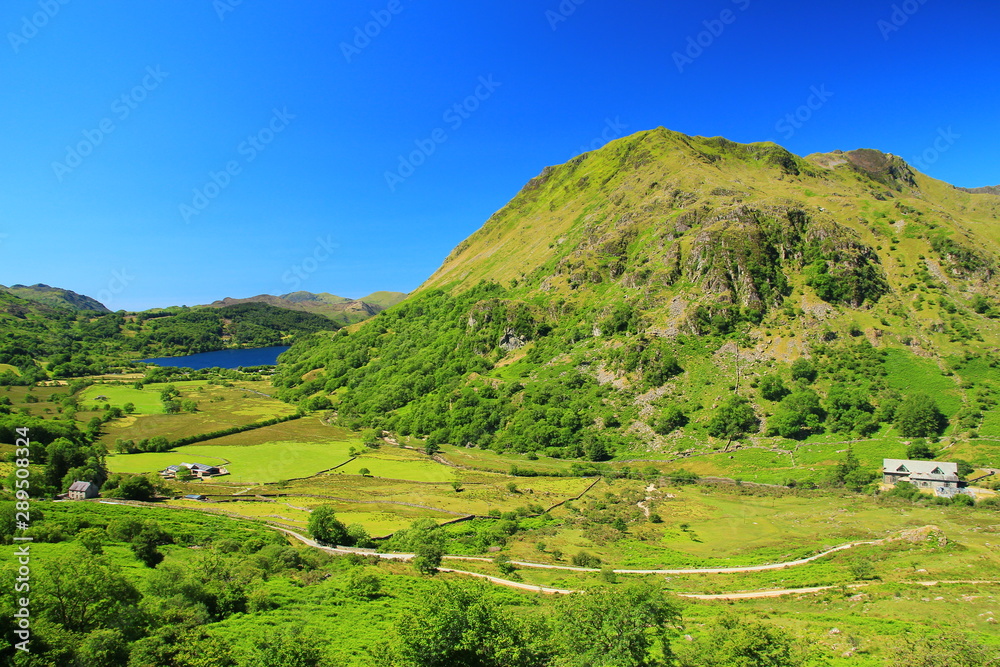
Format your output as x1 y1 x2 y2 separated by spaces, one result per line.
883 459 960 490
67 481 98 500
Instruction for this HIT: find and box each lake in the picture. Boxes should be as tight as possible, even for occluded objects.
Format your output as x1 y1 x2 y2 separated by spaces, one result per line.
140 346 291 370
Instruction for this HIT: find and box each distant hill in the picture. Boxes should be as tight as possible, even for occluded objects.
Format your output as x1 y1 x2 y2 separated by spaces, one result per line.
205 291 407 325
0 283 110 313
960 184 1000 196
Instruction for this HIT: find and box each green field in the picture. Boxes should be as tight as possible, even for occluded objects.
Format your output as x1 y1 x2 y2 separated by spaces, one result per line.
80 384 165 414
108 440 355 484
337 449 457 483
98 382 299 446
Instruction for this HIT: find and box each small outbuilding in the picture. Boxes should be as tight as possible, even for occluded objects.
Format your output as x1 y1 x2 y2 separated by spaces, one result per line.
68 481 98 500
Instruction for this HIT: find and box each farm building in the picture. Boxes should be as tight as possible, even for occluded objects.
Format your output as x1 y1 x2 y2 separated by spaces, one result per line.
882 459 960 490
159 462 228 479
67 481 98 500
184 494 208 501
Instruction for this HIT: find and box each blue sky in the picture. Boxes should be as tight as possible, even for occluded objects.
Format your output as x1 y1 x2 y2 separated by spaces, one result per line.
1 0 998 311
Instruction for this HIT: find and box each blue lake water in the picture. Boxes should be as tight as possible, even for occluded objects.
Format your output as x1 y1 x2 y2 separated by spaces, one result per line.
140 346 291 370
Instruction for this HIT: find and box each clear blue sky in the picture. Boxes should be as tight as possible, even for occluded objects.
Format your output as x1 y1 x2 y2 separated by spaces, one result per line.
2 0 998 311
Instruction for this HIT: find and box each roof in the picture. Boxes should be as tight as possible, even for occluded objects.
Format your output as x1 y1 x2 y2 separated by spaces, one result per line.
182 462 218 471
68 481 94 492
164 465 182 472
883 459 959 479
184 494 207 500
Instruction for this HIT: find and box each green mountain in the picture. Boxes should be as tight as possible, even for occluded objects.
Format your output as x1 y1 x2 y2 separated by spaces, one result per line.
206 291 408 325
0 283 110 313
274 128 1000 461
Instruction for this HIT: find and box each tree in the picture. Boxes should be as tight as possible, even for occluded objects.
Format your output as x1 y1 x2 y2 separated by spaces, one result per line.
413 542 444 574
113 475 155 501
896 393 947 437
493 553 516 575
790 357 817 383
768 389 825 440
75 628 130 667
552 582 681 667
825 384 875 434
392 582 550 667
358 467 371 477
653 404 688 434
678 614 804 667
759 374 790 402
906 439 938 460
707 396 759 440
130 521 171 567
123 402 136 414
307 505 349 546
37 546 141 633
76 527 106 555
361 428 381 447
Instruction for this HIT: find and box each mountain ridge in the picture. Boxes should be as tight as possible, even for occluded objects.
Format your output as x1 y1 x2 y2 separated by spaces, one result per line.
203 290 407 325
0 283 110 313
274 127 1000 460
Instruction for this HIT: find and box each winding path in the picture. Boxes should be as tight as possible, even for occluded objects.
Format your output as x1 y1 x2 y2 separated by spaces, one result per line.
100 501 997 599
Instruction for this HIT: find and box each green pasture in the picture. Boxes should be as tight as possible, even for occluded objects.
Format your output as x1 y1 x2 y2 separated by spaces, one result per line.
80 385 165 414
107 440 355 484
882 348 963 415
437 443 578 475
336 448 458 483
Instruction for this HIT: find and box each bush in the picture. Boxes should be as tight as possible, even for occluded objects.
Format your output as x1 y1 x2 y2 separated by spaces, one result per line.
571 551 601 568
653 404 688 435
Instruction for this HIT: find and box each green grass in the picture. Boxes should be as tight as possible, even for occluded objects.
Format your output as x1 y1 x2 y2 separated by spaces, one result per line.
98 385 300 446
336 451 457 483
437 443 577 475
80 385 165 414
107 440 356 484
883 348 963 415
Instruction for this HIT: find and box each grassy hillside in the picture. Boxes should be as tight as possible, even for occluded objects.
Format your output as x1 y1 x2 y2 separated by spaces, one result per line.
274 129 1000 469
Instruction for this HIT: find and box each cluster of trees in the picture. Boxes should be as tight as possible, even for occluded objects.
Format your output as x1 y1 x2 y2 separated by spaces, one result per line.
701 348 950 443
1 415 107 497
275 284 634 460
